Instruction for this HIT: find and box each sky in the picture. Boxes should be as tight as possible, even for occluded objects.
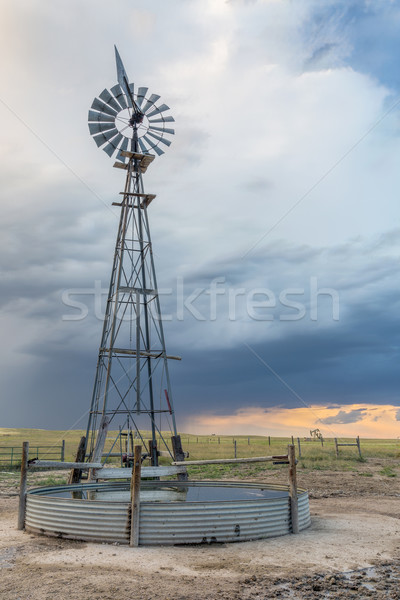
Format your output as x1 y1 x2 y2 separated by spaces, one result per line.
1 0 400 439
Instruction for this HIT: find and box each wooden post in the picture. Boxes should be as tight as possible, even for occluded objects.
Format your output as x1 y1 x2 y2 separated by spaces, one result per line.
147 439 153 464
171 435 188 481
248 437 250 445
288 444 299 534
268 436 271 446
18 442 29 530
320 436 324 447
61 440 65 462
130 445 141 547
88 415 109 481
334 438 339 458
291 435 294 445
218 437 220 444
234 440 237 458
356 436 362 458
68 436 86 484
297 437 301 458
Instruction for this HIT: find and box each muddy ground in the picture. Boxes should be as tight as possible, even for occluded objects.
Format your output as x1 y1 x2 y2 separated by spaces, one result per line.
1 459 399 599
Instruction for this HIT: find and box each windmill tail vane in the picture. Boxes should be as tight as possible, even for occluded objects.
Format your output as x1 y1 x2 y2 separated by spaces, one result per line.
88 46 175 160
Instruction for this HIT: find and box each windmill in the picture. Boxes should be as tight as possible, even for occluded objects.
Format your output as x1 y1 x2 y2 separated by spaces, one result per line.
84 46 184 469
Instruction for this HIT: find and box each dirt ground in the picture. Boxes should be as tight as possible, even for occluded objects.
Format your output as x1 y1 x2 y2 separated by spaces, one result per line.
1 459 400 599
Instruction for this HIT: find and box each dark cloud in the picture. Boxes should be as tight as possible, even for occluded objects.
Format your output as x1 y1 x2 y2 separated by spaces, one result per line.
319 408 366 425
2 228 400 428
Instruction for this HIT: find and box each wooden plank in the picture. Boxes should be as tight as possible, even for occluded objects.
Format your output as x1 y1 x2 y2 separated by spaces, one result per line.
288 444 299 535
119 192 156 200
92 416 110 463
130 445 141 547
17 442 29 530
29 460 102 470
89 416 109 481
68 436 85 484
113 162 128 170
172 455 288 466
100 347 181 361
171 435 188 481
112 201 134 208
93 465 187 479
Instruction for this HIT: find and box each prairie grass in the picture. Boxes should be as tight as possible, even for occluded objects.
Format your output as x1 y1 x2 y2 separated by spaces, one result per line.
0 428 399 478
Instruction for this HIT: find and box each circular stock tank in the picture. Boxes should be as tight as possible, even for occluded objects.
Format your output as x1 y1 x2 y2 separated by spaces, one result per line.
25 480 311 546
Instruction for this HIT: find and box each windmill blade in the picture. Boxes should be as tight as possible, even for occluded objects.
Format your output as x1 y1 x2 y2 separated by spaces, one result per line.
148 125 175 135
91 97 118 117
89 122 116 135
146 103 170 119
110 84 128 110
136 87 148 108
99 89 121 113
116 136 129 162
93 127 119 147
146 130 172 146
142 135 156 150
149 116 175 124
138 137 150 154
140 135 164 155
88 110 115 123
103 132 123 157
141 94 161 114
151 144 165 156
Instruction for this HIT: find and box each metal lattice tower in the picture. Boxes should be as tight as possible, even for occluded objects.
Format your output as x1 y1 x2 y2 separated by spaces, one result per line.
84 47 183 467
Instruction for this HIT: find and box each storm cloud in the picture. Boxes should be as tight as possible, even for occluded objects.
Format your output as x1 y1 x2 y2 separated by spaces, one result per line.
319 408 367 426
1 0 400 434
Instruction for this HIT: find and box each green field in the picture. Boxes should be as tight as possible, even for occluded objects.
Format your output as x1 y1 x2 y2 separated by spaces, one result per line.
1 428 399 480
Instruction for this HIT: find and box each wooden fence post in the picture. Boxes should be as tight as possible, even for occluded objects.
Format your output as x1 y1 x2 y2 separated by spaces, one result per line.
291 435 294 445
130 445 142 547
334 438 339 458
61 440 65 462
297 437 302 458
288 444 299 534
68 436 86 484
171 435 188 481
234 440 237 458
268 436 271 446
356 436 362 458
18 442 29 530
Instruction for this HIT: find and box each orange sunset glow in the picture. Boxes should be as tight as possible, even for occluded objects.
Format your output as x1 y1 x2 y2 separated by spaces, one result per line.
183 404 400 439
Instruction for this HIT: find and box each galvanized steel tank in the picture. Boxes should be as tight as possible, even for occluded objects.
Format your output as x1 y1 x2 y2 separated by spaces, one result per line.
25 480 311 545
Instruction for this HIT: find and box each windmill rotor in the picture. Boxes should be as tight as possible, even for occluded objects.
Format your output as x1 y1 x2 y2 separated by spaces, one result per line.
88 47 175 160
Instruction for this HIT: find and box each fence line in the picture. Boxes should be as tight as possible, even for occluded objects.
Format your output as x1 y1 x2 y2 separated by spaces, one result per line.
0 443 65 467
